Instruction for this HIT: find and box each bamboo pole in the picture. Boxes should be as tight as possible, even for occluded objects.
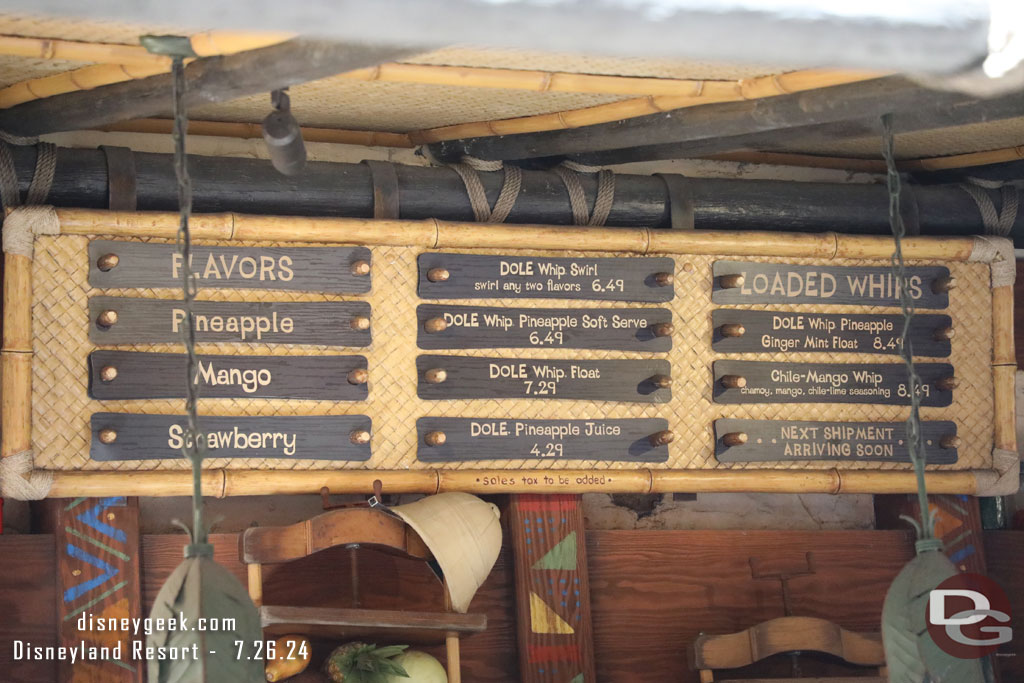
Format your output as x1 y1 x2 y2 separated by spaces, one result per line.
435 221 649 253
651 469 842 494
2 253 33 351
36 467 990 496
231 214 439 246
991 286 1016 366
57 209 234 239
836 470 980 495
46 469 226 498
0 31 294 108
0 34 171 67
832 234 977 261
648 230 836 258
1 352 32 458
992 364 1017 452
99 118 415 148
223 470 440 497
437 469 653 493
53 209 986 262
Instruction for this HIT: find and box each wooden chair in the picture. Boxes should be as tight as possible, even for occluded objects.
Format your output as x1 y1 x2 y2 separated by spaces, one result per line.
691 616 888 682
240 506 486 683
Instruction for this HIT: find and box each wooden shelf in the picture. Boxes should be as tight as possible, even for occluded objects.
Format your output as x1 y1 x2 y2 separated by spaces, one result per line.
260 605 486 644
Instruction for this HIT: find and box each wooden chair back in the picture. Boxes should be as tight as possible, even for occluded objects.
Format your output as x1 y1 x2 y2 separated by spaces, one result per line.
239 506 477 683
692 616 887 682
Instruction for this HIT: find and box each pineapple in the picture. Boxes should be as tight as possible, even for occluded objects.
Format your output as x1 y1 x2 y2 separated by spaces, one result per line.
323 643 409 683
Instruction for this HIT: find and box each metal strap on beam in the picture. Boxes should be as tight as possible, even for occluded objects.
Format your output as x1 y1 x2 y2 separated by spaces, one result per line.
101 145 137 211
656 173 695 230
363 160 401 219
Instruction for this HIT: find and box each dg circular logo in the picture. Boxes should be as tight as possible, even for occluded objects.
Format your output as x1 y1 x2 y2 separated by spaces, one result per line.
927 573 1012 658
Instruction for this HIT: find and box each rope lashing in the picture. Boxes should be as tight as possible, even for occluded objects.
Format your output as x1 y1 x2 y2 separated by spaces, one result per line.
959 176 1019 237
0 130 57 212
553 161 615 226
0 451 53 500
448 155 521 223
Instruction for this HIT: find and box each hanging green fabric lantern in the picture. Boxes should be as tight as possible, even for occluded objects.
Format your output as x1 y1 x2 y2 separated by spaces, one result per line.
140 39 265 682
877 113 983 683
147 543 264 682
882 540 984 683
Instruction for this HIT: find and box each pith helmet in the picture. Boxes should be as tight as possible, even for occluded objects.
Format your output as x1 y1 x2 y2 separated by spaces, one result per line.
391 492 502 613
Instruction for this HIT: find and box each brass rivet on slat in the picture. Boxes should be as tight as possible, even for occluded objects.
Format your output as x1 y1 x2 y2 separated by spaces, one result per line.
718 273 744 289
96 310 118 328
347 368 368 385
934 326 955 341
425 431 447 447
652 322 673 338
932 275 956 294
720 374 747 389
720 323 745 338
350 429 371 445
350 315 370 331
425 368 448 384
424 316 447 334
99 365 118 382
940 435 961 449
648 430 675 447
98 428 117 444
351 260 371 276
96 253 119 271
722 432 748 447
72 569 81 577
937 376 958 391
650 374 671 388
427 267 450 283
653 272 673 287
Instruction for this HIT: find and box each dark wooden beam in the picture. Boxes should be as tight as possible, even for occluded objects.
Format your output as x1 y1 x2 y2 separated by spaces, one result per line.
0 39 422 137
432 76 1024 164
10 145 1024 243
572 86 1024 167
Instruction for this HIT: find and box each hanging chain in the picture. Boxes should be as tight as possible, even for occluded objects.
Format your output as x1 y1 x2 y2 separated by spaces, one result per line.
881 113 934 542
170 55 208 546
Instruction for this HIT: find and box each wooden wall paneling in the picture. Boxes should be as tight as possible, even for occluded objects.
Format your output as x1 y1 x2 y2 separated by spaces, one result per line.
509 494 597 683
0 535 57 682
587 530 914 683
983 531 1024 681
49 497 141 683
875 494 987 574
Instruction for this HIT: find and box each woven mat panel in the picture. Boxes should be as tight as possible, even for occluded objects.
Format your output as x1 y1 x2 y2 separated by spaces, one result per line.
31 235 993 473
192 80 628 133
404 46 788 80
778 116 1024 160
0 13 188 45
0 55 92 88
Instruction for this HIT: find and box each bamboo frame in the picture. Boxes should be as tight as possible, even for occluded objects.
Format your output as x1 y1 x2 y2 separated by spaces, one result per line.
0 31 294 108
98 119 415 148
90 121 1024 177
2 209 1014 498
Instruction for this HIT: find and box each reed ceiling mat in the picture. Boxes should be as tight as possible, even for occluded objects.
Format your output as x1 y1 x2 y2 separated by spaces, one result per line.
29 233 994 475
191 81 629 133
775 116 1024 160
